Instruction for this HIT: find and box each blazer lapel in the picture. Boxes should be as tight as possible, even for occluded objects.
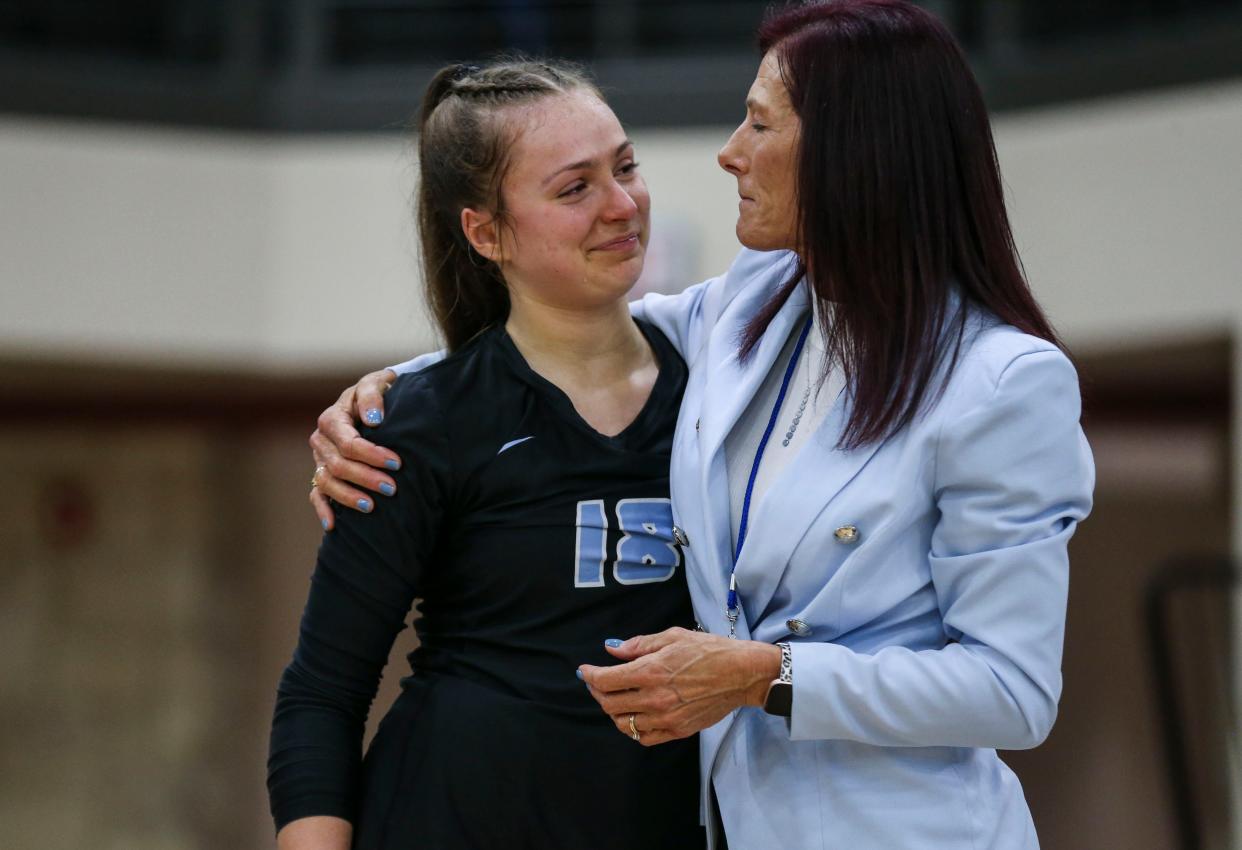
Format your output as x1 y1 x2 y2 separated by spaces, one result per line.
735 395 886 625
693 275 812 636
728 290 981 623
697 265 808 461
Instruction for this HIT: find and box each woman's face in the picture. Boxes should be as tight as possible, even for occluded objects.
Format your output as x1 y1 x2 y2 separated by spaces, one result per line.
464 90 650 311
718 51 801 252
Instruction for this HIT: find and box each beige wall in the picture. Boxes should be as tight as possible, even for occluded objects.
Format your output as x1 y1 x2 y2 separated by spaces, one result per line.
1000 83 1242 346
0 124 434 371
4 82 1240 366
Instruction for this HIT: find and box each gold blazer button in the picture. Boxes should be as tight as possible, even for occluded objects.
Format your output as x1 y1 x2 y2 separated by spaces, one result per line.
834 524 860 544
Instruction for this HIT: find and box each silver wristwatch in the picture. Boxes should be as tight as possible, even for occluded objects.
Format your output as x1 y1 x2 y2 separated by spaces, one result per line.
762 642 793 717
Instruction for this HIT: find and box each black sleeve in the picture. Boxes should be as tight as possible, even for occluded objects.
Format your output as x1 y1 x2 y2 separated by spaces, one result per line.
266 375 452 832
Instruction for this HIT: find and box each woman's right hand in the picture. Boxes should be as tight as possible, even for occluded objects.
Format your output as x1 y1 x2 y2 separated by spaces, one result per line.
309 368 403 531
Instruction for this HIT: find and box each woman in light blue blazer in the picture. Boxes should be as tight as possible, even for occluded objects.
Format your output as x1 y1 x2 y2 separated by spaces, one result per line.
307 2 1093 847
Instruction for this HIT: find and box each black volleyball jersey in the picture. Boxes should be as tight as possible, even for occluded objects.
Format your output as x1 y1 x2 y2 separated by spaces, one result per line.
268 320 702 849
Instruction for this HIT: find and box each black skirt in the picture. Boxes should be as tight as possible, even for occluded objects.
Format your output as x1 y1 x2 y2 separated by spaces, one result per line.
353 674 705 850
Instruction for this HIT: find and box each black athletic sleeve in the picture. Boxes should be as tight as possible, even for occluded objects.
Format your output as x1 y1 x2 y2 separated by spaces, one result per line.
267 374 452 832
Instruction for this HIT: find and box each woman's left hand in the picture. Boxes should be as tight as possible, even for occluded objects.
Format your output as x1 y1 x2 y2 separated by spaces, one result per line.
578 627 782 746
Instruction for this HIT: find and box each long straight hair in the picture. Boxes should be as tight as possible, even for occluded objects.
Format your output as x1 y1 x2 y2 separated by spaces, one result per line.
743 0 1063 448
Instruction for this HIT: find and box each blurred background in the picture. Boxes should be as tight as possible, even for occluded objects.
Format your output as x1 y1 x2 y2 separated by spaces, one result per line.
1 1 1239 848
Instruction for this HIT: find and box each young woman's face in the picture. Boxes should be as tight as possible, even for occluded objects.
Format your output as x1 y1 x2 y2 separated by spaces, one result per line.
467 90 650 311
717 51 801 252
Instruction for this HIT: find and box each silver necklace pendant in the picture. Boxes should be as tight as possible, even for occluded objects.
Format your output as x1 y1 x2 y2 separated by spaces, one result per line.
782 383 811 447
782 347 815 447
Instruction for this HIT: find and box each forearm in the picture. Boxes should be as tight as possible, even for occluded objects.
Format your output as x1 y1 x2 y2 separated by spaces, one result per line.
267 662 369 830
277 816 351 850
268 529 422 831
739 640 784 708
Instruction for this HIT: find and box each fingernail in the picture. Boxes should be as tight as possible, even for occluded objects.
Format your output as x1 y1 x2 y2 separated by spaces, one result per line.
321 518 330 531
379 482 395 497
357 498 373 512
384 458 401 471
575 669 584 681
604 638 624 648
364 409 383 426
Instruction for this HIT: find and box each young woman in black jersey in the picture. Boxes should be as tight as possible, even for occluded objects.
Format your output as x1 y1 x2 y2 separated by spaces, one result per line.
267 59 704 849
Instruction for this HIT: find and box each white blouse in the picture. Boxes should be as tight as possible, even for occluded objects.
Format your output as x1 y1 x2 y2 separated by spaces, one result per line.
724 292 844 553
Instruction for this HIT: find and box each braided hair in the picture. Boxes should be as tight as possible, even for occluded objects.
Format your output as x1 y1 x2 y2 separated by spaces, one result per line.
416 57 602 350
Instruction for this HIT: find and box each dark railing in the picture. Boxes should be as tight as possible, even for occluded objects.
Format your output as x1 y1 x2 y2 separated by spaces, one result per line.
1145 555 1239 850
2 0 1242 129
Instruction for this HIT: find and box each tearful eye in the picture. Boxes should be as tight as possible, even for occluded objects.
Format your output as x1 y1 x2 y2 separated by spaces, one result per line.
559 182 586 198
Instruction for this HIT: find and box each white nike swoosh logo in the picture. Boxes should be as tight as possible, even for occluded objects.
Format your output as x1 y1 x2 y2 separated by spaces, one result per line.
497 436 536 455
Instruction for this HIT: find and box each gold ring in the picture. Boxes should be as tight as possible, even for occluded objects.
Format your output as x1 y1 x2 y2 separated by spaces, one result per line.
310 465 327 489
628 714 640 742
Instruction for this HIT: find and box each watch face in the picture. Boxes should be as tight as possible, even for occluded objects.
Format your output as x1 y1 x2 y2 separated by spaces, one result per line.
763 682 793 717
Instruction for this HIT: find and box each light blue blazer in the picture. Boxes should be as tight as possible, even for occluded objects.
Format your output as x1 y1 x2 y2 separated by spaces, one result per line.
632 248 1095 850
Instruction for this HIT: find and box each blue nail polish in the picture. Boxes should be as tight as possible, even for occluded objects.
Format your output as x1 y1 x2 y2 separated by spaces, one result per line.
575 669 584 681
384 458 401 471
364 408 383 426
358 498 373 512
605 638 624 648
321 518 330 531
379 482 395 496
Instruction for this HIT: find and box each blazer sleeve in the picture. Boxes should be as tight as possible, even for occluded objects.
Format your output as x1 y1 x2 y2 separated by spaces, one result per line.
787 347 1095 749
389 349 446 376
629 281 712 360
266 374 452 831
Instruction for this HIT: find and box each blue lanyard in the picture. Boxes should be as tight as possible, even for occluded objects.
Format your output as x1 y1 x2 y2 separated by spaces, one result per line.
726 314 814 637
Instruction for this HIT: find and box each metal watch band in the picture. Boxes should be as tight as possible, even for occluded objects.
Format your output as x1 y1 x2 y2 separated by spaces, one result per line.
763 642 794 717
776 641 793 684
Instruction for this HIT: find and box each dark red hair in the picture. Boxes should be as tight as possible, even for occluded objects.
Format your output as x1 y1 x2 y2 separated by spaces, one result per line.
743 0 1063 448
